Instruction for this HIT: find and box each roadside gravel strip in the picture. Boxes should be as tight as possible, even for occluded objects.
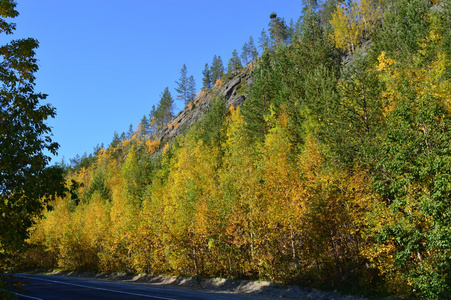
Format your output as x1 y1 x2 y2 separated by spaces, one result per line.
21 271 368 300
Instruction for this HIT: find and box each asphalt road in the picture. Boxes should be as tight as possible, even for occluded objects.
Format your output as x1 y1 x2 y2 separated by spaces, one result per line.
4 274 250 300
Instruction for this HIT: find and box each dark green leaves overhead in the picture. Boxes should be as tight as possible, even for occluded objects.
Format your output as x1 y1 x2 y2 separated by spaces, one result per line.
0 0 64 260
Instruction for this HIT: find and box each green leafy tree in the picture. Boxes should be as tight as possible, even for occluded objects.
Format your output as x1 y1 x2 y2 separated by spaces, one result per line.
365 7 451 297
0 0 65 263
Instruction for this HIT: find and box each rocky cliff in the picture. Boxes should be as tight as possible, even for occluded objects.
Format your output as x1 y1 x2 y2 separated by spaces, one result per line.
155 64 253 145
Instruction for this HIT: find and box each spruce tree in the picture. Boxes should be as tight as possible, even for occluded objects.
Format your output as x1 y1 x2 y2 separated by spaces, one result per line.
187 75 196 104
241 36 258 65
227 49 242 74
155 87 174 129
202 63 212 90
258 29 271 52
175 64 189 105
211 55 224 83
148 105 157 136
268 12 290 46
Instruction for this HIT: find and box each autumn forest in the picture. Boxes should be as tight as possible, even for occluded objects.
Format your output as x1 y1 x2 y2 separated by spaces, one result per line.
2 0 451 299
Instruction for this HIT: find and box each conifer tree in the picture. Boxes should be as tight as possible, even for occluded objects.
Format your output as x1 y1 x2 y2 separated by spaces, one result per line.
268 12 290 46
258 29 271 52
154 87 174 129
211 55 224 83
187 75 196 104
175 64 189 105
202 63 212 90
227 49 242 74
241 36 258 65
148 105 157 136
137 115 149 140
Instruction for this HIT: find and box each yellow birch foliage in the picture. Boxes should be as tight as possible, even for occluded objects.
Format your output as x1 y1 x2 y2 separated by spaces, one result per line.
131 183 169 274
218 105 261 277
256 111 305 281
329 0 382 53
160 133 220 276
298 135 373 285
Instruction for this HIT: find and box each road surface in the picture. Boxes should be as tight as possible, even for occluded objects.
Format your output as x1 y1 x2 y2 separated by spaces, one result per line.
4 274 253 300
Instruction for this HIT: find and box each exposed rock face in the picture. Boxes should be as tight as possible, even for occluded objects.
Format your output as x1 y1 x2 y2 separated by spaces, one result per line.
155 65 252 145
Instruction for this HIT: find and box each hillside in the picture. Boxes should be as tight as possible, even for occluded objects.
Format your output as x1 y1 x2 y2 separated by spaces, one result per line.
155 65 253 146
17 1 451 299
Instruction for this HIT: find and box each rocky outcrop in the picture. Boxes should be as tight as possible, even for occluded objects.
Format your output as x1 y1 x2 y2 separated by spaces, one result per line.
155 65 252 145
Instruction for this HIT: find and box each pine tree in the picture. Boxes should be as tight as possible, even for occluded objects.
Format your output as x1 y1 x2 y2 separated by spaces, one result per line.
187 75 196 104
148 105 157 136
137 115 150 140
258 29 271 52
154 87 174 129
268 12 290 46
227 49 242 74
241 36 258 65
175 64 189 105
211 55 224 83
202 63 212 90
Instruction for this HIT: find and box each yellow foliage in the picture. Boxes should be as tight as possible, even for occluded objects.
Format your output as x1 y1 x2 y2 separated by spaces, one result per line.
162 142 169 153
329 0 382 53
377 31 451 116
145 139 160 154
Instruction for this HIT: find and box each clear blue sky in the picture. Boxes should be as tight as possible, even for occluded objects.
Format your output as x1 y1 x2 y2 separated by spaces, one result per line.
12 0 303 164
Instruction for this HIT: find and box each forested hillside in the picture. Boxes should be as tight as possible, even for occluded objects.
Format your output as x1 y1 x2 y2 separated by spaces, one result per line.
19 0 451 298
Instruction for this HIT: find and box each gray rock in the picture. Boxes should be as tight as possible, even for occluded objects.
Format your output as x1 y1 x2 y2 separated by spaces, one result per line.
154 65 252 146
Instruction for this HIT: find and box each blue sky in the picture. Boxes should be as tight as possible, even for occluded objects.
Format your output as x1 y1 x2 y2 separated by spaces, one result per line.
12 0 303 164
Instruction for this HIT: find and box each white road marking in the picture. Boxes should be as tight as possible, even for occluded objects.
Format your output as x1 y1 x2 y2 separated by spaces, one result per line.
16 275 177 300
1 288 43 300
12 292 44 300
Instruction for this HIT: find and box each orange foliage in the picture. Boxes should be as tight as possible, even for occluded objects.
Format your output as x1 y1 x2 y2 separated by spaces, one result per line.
145 139 160 154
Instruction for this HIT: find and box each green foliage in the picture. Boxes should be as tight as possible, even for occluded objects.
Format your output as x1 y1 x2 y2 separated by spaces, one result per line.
0 0 65 264
268 12 290 46
187 75 196 104
372 0 431 61
202 63 212 90
227 49 242 74
308 52 384 167
83 168 111 202
241 36 258 65
258 29 271 52
210 55 224 83
198 95 227 148
175 64 196 106
153 87 174 129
